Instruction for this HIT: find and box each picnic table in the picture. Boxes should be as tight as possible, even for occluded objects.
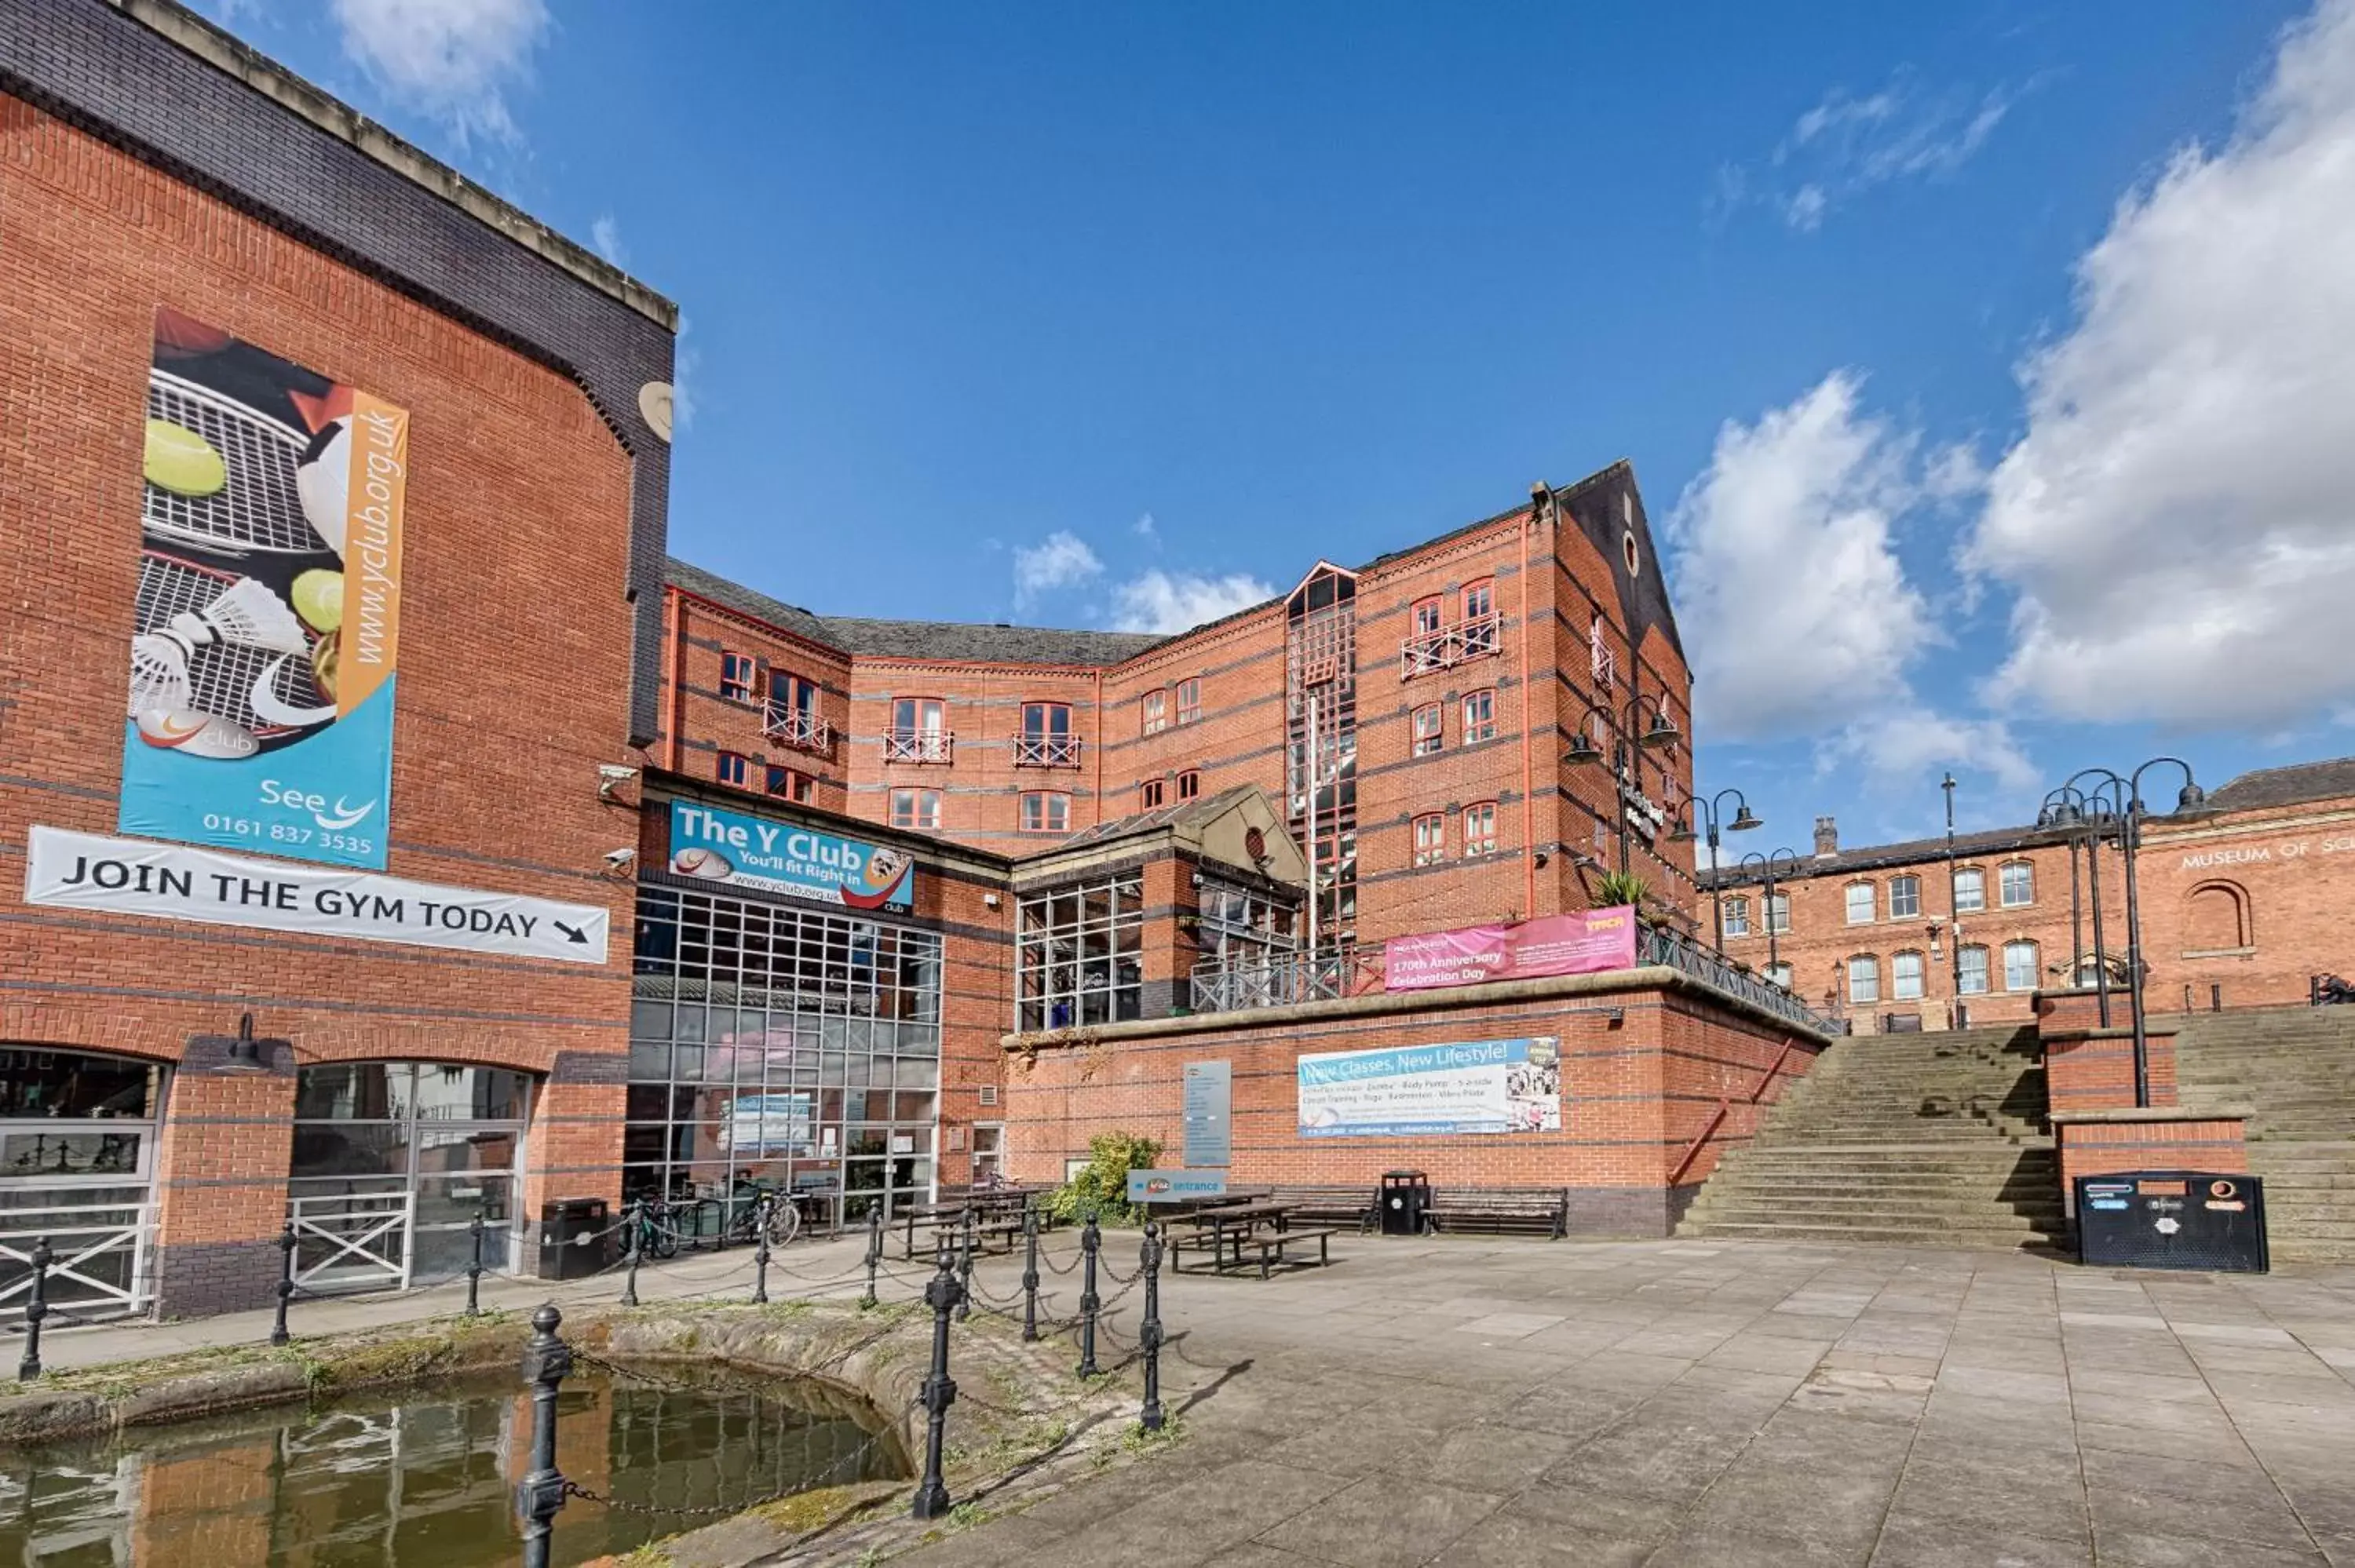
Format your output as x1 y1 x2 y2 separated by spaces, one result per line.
896 1186 1043 1259
1169 1200 1342 1278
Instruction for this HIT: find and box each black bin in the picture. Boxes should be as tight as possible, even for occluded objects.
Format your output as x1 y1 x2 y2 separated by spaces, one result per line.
1378 1170 1430 1237
538 1197 612 1280
2076 1172 2267 1273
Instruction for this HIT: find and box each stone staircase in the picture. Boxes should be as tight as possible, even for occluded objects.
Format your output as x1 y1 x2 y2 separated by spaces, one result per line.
2175 1007 2355 1262
1677 1024 2066 1250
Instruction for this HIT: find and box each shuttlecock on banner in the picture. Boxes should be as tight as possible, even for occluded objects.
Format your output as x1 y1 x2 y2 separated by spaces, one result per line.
297 418 351 557
128 634 191 717
168 578 309 656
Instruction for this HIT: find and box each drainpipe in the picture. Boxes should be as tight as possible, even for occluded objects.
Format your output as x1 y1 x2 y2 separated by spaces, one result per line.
1094 668 1104 829
1520 486 1543 921
661 585 685 774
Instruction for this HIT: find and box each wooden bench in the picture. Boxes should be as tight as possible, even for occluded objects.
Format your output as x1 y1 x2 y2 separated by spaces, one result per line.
1425 1187 1570 1239
1265 1185 1375 1231
1228 1225 1344 1278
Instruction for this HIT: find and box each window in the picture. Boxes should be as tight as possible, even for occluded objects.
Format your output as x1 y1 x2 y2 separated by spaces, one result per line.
1461 579 1497 654
1764 961 1794 990
1888 875 1921 919
970 1124 1005 1184
1723 896 1751 938
1017 702 1078 767
1141 690 1167 736
1893 950 1925 1001
1411 703 1444 757
1765 893 1791 934
890 789 940 830
1412 814 1445 866
1952 867 1985 912
1411 597 1443 637
1016 873 1144 1030
1020 792 1070 834
2003 940 2040 992
1140 779 1164 811
719 651 757 704
1846 954 1881 1005
1463 802 1499 857
1590 614 1617 689
1176 769 1199 800
765 764 813 804
1175 678 1201 725
1845 882 1875 924
888 698 950 762
715 750 750 788
2000 861 2035 908
764 673 826 750
1199 879 1298 972
1462 689 1496 744
1959 945 1990 995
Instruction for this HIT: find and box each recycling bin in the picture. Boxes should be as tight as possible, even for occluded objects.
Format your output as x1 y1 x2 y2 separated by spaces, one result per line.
537 1196 611 1279
1378 1170 1430 1236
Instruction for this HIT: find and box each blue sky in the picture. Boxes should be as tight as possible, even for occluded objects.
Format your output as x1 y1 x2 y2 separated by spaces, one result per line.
203 0 2355 851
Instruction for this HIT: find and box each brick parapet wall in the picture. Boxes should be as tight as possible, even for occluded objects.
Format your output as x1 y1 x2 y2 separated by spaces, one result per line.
2053 1114 2251 1219
2042 1025 2180 1115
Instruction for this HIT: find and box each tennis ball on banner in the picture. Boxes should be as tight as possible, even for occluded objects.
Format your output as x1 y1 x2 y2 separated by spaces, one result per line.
292 570 344 633
144 419 226 497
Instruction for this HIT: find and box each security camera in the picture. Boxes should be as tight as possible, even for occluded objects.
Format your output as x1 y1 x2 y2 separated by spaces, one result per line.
597 764 639 801
603 848 637 870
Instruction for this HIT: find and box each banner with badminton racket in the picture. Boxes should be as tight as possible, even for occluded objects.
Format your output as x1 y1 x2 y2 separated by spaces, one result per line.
119 308 405 870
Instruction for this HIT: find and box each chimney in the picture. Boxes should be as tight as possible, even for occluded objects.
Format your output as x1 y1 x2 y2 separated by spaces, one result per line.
1813 815 1838 859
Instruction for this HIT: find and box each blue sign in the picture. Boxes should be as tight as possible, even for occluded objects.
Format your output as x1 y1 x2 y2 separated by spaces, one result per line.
1298 1037 1561 1138
667 800 915 913
1127 1169 1229 1203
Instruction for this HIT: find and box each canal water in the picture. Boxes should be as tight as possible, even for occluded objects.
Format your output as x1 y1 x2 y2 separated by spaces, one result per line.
0 1363 907 1566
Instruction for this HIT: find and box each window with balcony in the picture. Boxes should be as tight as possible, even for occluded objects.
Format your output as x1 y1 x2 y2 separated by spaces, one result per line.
886 698 951 763
719 652 757 704
1140 779 1164 811
1893 950 1926 1001
1888 874 1921 919
1176 769 1200 800
2003 940 2040 992
762 672 827 753
1462 689 1497 744
765 764 813 804
1847 954 1881 1005
1845 882 1875 924
1723 896 1751 937
1590 614 1617 689
1953 867 1985 912
1411 813 1445 866
715 750 750 788
1460 579 1497 655
1020 792 1071 834
2000 861 2035 907
1463 801 1499 857
889 789 940 830
1017 702 1079 768
1411 703 1444 757
1402 592 1500 678
1959 945 1990 994
1175 678 1201 725
1141 690 1167 736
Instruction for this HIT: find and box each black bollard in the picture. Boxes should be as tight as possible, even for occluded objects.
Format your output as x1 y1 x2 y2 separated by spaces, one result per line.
466 1204 487 1318
620 1198 644 1309
860 1206 882 1310
270 1221 297 1348
1020 1204 1041 1343
1076 1208 1101 1378
16 1238 52 1382
751 1192 772 1306
1138 1221 1165 1431
955 1205 977 1323
515 1304 574 1568
910 1238 962 1520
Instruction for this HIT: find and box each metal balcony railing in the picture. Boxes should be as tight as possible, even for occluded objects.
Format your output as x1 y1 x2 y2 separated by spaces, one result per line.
1639 923 1842 1036
1399 612 1501 679
763 705 831 753
882 728 954 764
1188 946 1383 1015
1013 734 1083 768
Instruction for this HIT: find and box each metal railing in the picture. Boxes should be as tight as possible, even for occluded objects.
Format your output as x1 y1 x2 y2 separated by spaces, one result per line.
0 1203 153 1318
289 1191 414 1295
1188 947 1383 1014
882 728 954 764
762 705 831 753
1012 734 1083 768
1398 613 1501 679
1640 924 1842 1035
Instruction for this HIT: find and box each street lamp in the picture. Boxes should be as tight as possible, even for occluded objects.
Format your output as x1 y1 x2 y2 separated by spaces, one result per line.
1737 848 1802 977
1669 789 1762 950
1564 695 1684 873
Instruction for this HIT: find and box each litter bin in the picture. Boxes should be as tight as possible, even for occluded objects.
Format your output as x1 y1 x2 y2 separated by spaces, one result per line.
1378 1170 1430 1237
2076 1172 2267 1273
538 1197 611 1280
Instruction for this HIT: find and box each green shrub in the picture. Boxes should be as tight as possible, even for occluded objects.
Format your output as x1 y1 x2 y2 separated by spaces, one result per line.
1048 1131 1163 1227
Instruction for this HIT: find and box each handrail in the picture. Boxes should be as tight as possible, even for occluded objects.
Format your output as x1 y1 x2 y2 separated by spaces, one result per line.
1188 946 1383 1013
1013 734 1083 768
763 705 831 753
882 728 954 764
1668 1033 1805 1186
1640 923 1842 1036
1399 612 1502 679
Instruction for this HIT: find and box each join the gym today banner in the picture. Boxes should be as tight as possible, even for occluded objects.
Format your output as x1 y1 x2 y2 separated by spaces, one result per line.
119 308 406 870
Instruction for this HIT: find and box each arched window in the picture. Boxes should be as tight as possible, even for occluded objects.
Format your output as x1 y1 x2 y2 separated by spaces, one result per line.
2184 881 2252 953
1723 895 1751 937
1999 860 2036 908
1958 944 1990 994
2003 940 2040 992
1892 950 1926 1001
1846 954 1881 1005
1845 881 1876 924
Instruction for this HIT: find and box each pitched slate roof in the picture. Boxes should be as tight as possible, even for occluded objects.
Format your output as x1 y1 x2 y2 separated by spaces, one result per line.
1700 823 2074 890
2205 756 2355 813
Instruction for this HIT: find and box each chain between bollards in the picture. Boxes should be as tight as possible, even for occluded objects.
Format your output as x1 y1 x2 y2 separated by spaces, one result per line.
620 1198 644 1309
955 1206 977 1322
515 1304 573 1568
910 1237 962 1520
16 1238 51 1382
466 1204 487 1318
270 1220 297 1348
1076 1208 1101 1378
751 1192 772 1306
860 1207 882 1310
1138 1221 1165 1430
1020 1204 1041 1342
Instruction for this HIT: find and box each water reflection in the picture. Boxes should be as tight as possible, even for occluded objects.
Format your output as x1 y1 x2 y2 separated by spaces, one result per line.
0 1366 905 1566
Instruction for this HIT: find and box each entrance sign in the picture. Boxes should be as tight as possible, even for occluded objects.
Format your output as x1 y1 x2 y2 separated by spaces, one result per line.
1298 1037 1561 1137
668 800 915 913
1182 1060 1232 1169
25 826 609 964
1384 907 1636 993
1128 1169 1229 1203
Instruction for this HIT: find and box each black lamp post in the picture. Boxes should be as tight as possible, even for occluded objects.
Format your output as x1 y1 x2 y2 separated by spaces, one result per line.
1737 848 1802 977
1563 695 1684 875
1669 789 1762 950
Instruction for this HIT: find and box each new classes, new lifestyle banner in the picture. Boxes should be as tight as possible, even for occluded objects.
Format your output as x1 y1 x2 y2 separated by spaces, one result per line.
1297 1037 1563 1138
122 308 405 870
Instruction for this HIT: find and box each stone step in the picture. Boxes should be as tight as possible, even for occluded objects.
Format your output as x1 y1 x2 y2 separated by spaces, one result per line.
1677 1220 2061 1249
1687 1198 2067 1225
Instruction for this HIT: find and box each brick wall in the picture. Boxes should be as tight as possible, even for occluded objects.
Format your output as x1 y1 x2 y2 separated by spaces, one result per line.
2135 791 2355 1011
2053 1116 2250 1218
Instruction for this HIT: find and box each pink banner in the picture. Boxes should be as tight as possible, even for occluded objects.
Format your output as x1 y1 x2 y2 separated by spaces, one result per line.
1383 906 1638 993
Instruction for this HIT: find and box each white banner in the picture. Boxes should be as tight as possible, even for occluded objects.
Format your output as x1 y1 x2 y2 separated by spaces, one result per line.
24 826 609 965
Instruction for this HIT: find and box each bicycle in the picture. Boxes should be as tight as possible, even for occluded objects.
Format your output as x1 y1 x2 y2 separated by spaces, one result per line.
626 1197 684 1260
722 1189 804 1250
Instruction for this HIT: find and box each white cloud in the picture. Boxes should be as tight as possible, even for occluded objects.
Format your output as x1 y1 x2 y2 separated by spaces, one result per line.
670 313 698 434
1110 570 1274 635
1823 711 2038 795
329 0 550 144
590 214 625 267
1970 0 2355 731
1013 532 1104 607
1134 512 1158 541
1719 70 2020 230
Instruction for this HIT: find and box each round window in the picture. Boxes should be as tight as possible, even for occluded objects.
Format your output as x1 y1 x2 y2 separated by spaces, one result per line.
1621 530 1642 575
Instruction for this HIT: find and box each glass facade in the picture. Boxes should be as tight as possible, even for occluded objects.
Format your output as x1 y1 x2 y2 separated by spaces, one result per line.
628 884 942 1225
0 1048 162 1316
1016 874 1145 1031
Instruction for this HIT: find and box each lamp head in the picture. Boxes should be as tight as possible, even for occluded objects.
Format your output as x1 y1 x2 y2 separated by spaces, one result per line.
1640 713 1681 747
1562 734 1604 765
1729 807 1762 833
2174 781 2208 814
